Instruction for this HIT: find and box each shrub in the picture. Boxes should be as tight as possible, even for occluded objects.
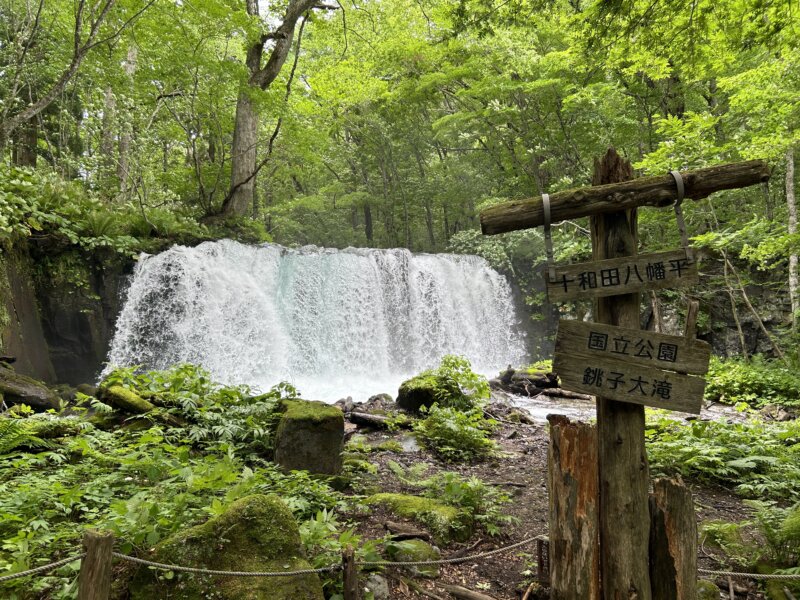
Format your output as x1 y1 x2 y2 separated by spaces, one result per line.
704 355 800 408
414 405 497 461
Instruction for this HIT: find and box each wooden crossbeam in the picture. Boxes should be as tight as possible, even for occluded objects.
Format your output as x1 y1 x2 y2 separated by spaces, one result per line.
480 160 770 235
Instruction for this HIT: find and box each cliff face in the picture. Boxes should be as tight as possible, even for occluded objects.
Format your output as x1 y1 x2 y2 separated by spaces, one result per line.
0 242 132 384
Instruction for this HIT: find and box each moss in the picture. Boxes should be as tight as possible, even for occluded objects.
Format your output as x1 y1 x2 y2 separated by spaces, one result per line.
129 494 323 600
385 539 441 577
278 398 343 426
397 373 442 412
696 580 720 600
100 385 155 414
365 493 472 544
374 440 403 453
26 417 86 439
343 458 378 474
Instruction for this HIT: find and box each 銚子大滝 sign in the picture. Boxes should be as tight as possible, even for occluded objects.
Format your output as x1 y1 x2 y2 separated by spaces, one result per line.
552 320 710 413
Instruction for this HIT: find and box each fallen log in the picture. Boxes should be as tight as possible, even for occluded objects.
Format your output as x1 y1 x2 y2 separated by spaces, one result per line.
442 584 498 600
480 160 770 235
385 521 431 541
347 411 413 429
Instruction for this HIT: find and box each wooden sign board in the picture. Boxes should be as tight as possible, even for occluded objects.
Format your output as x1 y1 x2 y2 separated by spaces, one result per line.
545 250 698 302
553 320 710 414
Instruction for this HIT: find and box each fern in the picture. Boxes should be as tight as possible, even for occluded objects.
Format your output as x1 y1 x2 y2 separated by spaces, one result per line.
0 418 54 454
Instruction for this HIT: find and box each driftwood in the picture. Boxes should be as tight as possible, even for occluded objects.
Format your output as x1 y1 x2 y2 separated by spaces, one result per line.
541 388 594 401
346 411 413 429
480 160 769 235
489 371 557 397
384 520 431 541
441 584 499 600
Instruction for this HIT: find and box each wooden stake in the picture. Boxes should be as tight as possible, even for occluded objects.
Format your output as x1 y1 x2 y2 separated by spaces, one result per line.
649 478 698 600
591 148 653 599
342 545 360 600
78 530 114 600
547 414 600 599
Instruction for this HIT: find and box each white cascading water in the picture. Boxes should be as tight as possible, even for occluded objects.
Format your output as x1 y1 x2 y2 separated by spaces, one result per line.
106 240 527 401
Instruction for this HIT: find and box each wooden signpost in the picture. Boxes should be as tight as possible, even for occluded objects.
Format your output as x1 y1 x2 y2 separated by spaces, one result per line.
553 320 710 413
479 150 769 599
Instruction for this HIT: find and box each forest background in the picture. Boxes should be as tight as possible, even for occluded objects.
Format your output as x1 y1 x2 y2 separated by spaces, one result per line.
0 0 799 358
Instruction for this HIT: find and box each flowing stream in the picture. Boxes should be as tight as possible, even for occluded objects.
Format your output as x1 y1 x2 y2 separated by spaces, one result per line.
107 240 527 401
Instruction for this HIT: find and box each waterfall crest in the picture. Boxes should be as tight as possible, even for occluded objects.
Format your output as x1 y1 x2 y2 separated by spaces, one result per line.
107 240 526 401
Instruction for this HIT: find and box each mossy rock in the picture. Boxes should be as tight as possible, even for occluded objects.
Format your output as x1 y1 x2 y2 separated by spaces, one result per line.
274 399 344 475
373 440 403 453
696 579 720 599
129 494 323 600
396 373 441 413
99 385 155 414
0 364 60 411
26 417 86 439
385 539 441 577
365 493 472 544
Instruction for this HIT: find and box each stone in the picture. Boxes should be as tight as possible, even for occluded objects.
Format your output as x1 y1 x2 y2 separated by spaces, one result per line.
396 373 441 412
696 579 720 599
75 383 98 397
364 573 391 600
364 393 395 412
0 364 60 411
129 494 324 600
385 539 442 577
99 385 156 414
273 399 344 475
365 493 472 544
334 396 355 413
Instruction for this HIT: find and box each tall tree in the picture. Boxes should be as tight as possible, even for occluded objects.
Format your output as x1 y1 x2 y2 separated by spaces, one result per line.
220 0 325 217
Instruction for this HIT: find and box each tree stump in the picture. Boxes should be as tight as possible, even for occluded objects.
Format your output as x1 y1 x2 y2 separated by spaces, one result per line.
547 414 600 599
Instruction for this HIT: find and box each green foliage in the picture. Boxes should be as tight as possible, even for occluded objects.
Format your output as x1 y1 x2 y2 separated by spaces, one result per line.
101 364 298 454
646 415 800 501
414 405 497 462
414 355 491 412
704 356 800 408
0 418 53 455
387 462 516 536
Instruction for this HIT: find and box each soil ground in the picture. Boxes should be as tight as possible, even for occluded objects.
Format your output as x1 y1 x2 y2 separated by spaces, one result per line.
341 398 767 600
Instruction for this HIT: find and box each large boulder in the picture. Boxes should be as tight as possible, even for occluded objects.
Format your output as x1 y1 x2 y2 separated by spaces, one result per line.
129 495 324 600
273 399 344 475
396 372 441 412
0 364 60 411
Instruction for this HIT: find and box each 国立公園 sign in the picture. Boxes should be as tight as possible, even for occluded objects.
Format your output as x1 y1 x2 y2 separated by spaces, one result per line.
545 249 697 302
552 319 711 414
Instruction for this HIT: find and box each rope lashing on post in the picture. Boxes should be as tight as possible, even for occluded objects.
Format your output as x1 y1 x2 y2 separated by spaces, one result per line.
0 553 86 582
669 170 691 252
542 193 556 282
111 553 342 576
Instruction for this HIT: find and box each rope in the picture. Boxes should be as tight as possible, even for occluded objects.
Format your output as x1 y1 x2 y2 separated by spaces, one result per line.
0 554 85 583
111 552 340 577
699 568 800 581
356 535 542 567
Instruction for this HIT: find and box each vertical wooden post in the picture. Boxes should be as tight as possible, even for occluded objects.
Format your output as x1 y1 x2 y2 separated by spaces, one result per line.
547 414 600 599
591 148 653 599
649 478 697 600
78 529 114 600
342 545 360 600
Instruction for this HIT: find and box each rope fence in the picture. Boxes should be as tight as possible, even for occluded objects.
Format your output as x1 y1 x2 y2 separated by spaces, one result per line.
2 531 800 599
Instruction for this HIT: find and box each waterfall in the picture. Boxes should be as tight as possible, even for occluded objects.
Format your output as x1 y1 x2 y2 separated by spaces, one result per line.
106 240 526 401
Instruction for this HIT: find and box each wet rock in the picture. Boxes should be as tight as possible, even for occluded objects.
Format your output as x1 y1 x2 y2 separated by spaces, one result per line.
365 393 395 411
0 364 60 411
129 495 323 600
365 573 391 600
75 383 98 398
274 399 344 475
334 396 356 413
396 373 441 412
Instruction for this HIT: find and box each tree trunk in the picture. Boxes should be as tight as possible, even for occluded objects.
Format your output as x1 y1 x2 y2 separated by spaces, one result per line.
787 147 798 332
649 478 697 600
11 118 38 167
364 203 374 242
225 89 259 217
591 148 652 600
